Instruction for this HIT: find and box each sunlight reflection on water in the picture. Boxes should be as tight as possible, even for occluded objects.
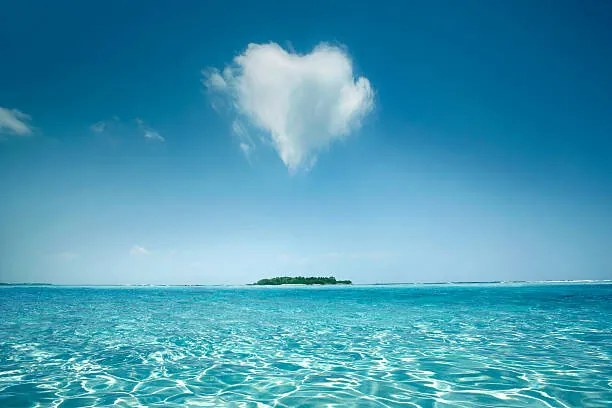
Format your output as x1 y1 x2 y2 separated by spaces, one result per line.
0 283 610 407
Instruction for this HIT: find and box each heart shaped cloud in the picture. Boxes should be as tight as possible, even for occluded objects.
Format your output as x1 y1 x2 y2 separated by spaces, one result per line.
203 42 374 171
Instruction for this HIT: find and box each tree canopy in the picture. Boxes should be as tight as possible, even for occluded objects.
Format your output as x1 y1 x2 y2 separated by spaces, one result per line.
254 276 352 285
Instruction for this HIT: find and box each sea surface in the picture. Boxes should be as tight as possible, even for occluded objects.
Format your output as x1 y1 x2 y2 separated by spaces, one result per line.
0 283 610 407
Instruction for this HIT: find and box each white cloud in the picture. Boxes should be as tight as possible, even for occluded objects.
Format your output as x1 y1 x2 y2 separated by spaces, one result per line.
203 69 227 90
203 42 374 171
0 107 33 136
136 118 165 142
143 129 164 142
90 117 165 144
239 142 252 157
90 121 107 133
89 116 123 136
130 245 151 256
232 120 255 160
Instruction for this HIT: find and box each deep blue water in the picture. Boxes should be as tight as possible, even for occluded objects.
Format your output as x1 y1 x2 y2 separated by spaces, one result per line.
0 283 611 407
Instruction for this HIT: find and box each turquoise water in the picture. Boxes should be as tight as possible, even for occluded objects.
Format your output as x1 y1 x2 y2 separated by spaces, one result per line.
0 283 610 407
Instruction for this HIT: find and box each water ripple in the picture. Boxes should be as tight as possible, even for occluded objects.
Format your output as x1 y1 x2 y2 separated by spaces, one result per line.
0 284 611 407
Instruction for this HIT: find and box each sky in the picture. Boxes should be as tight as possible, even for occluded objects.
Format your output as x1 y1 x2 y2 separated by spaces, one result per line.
1 0 611 284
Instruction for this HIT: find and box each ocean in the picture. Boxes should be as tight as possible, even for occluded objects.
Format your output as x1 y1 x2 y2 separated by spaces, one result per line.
0 283 610 407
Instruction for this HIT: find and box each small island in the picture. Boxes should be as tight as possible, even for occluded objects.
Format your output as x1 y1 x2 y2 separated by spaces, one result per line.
254 276 352 285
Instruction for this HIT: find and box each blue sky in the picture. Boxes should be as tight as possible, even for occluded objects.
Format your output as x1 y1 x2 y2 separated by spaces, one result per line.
1 1 611 284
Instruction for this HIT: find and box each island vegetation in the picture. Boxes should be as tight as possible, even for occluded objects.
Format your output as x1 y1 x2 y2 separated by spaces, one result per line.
254 276 352 285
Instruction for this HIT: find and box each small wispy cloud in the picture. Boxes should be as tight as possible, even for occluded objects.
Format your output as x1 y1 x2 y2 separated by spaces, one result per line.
0 106 33 137
130 245 151 256
203 42 374 172
89 116 121 135
89 116 165 143
239 142 253 158
90 121 107 133
232 120 255 160
136 118 164 142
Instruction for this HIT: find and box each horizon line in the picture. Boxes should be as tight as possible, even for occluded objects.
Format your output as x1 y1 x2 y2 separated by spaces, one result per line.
1 279 611 287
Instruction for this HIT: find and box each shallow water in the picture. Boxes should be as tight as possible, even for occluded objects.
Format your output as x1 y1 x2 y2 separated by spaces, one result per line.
0 283 611 407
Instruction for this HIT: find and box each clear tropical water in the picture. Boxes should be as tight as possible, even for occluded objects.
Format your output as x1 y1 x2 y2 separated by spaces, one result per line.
0 283 610 407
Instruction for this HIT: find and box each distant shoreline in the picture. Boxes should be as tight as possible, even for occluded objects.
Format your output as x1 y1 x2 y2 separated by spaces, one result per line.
1 280 610 287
